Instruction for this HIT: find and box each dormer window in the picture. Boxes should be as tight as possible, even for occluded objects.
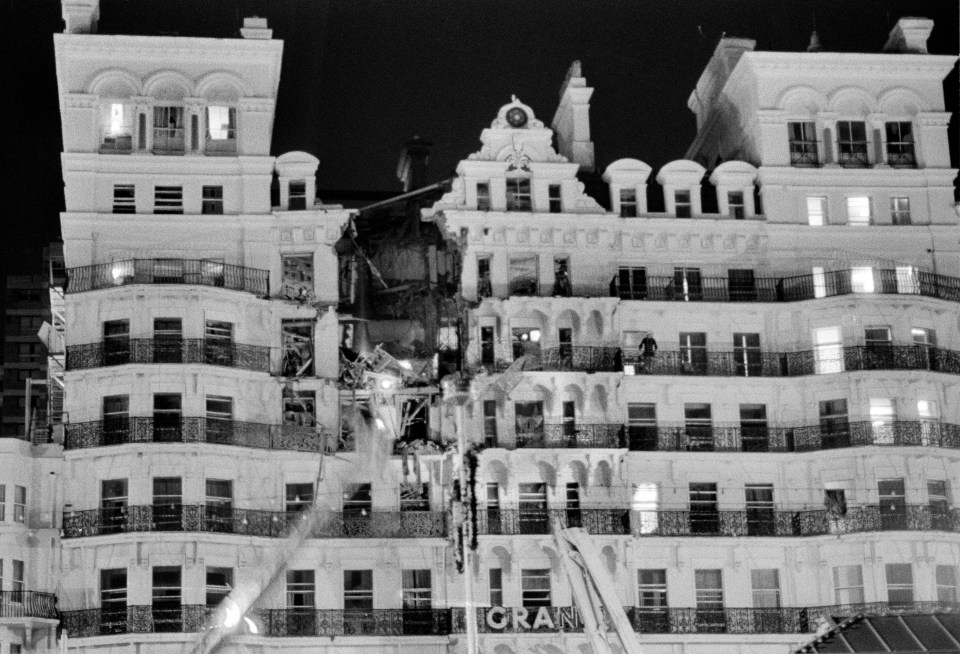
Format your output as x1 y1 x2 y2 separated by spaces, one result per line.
674 190 692 218
619 189 638 217
101 102 133 153
506 178 531 211
477 182 491 211
206 106 237 155
548 184 562 213
153 106 184 154
289 180 307 210
727 192 745 219
885 122 915 168
837 121 868 168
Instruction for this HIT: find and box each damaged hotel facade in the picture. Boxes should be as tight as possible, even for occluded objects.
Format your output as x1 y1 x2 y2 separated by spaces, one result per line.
1 1 957 653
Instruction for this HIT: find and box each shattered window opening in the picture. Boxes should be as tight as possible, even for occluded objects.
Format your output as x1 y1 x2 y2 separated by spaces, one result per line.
282 320 315 377
399 398 429 442
281 254 315 302
400 482 430 511
508 255 538 296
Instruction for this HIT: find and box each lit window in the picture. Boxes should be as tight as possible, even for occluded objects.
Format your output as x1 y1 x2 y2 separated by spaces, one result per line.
896 266 919 294
674 190 692 218
851 266 874 293
110 103 124 135
619 188 638 217
885 122 915 167
206 106 236 141
812 266 827 298
806 197 827 226
813 326 844 374
728 191 745 219
890 197 911 225
869 398 895 444
846 197 872 225
631 483 659 535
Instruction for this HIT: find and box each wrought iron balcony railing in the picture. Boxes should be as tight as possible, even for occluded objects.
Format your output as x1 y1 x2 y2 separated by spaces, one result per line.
605 268 960 303
622 419 960 453
622 344 960 378
62 606 453 638
0 591 59 619
66 339 270 373
65 259 269 296
476 505 960 538
63 417 335 453
492 419 960 453
61 505 447 540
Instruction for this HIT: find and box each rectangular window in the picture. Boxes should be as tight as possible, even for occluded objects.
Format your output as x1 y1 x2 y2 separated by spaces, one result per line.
488 568 503 606
632 484 660 535
565 481 581 527
289 180 307 210
833 565 864 604
153 393 182 442
112 185 136 214
727 191 745 219
153 317 183 363
479 325 495 365
694 569 725 632
937 566 958 603
287 570 316 608
102 395 130 445
153 106 184 152
483 400 498 447
101 479 128 534
689 482 719 533
674 190 692 218
679 332 707 373
283 391 316 433
508 255 539 296
788 121 819 166
506 178 531 211
281 254 314 301
521 569 551 608
281 319 314 377
885 121 915 167
152 566 182 632
837 120 868 167
100 568 127 633
553 257 570 296
518 483 548 534
878 479 907 530
152 477 182 531
616 267 647 300
869 398 896 444
888 196 912 225
851 266 875 293
400 482 430 512
885 564 914 607
485 483 501 534
627 403 657 451
846 196 872 226
476 182 491 211
204 395 233 443
807 196 827 226
0 486 5 521
673 267 702 301
684 403 713 451
206 567 233 607
13 486 25 524
402 569 431 609
751 569 781 608
918 399 941 445
814 326 844 374
733 332 761 377
343 569 373 609
619 188 638 217
201 186 224 215
205 106 236 141
103 319 131 365
11 560 23 594
812 266 827 299
514 401 544 442
477 256 492 298
286 483 313 514
896 266 920 294
740 404 769 452
636 568 669 631
819 399 850 448
154 186 184 214
745 484 775 536
343 483 372 517
548 184 562 213
928 480 950 530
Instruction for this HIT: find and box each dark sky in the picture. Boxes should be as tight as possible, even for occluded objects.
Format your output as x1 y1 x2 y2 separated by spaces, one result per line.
1 0 956 278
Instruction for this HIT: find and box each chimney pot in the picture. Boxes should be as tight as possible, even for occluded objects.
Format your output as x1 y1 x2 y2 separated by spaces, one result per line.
883 17 934 54
241 16 272 39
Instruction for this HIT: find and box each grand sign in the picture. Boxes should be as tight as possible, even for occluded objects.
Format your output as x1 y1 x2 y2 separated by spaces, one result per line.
483 606 584 633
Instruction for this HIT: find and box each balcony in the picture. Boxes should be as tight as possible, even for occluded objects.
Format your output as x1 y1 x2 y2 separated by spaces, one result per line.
61 506 447 539
64 417 335 453
476 505 960 537
62 606 453 638
0 591 59 620
152 128 185 154
496 346 622 373
622 344 960 378
512 423 624 449
65 339 270 373
99 135 133 154
65 259 269 296
624 419 960 453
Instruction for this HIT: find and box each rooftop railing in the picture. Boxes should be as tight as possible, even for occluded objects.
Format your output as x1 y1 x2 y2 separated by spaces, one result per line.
65 339 270 373
61 506 447 540
476 506 960 538
63 417 338 453
65 259 269 296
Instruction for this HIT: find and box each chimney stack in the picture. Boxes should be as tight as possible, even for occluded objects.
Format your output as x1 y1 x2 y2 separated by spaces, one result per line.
883 17 934 54
61 0 99 34
551 61 595 172
240 16 272 40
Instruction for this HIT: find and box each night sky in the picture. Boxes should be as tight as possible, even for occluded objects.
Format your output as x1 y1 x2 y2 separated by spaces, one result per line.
0 0 956 279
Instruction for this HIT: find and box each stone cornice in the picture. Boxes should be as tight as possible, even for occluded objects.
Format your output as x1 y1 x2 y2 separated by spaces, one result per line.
54 33 282 63
757 165 958 187
741 51 957 77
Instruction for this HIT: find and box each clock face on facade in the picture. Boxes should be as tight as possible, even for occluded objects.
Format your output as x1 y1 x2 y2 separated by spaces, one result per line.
506 107 528 128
